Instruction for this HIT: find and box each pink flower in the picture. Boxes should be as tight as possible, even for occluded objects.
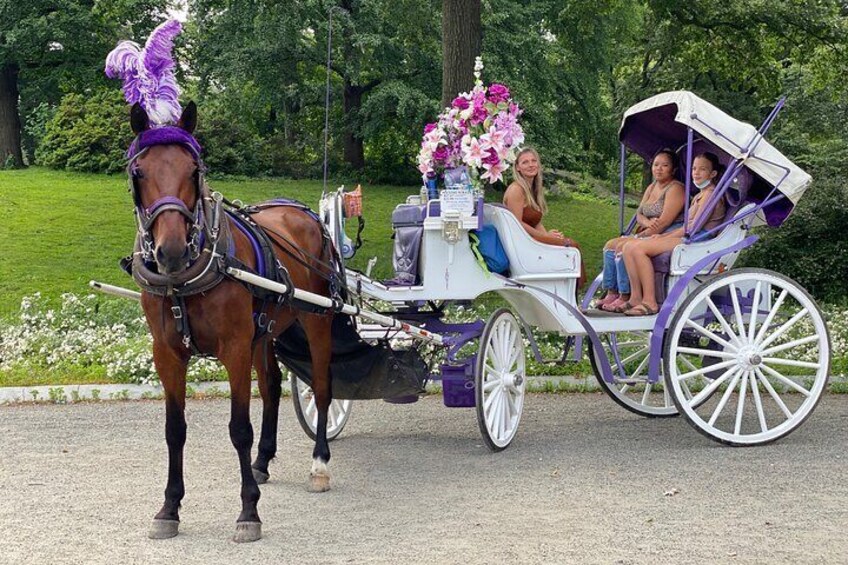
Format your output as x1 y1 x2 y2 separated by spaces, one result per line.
482 151 500 166
487 84 510 104
481 159 508 183
452 96 470 110
423 122 437 134
462 137 490 168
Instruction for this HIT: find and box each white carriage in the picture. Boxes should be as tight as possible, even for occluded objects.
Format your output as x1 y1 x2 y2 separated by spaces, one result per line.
304 90 830 450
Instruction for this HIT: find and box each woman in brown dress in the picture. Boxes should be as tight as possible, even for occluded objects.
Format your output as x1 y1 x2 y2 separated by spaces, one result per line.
503 147 586 286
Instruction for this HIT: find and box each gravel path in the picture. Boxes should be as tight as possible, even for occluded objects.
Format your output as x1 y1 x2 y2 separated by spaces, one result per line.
1 393 846 564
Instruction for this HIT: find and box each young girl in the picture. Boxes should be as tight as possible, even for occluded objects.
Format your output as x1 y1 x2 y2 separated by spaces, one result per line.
597 149 685 312
618 152 727 316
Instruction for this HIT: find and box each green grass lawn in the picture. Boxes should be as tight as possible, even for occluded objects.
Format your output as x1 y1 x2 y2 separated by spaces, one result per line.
0 167 620 316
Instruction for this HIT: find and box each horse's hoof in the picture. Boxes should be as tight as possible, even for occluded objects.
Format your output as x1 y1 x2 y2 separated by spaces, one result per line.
252 468 270 485
233 521 262 543
308 473 331 493
148 519 179 539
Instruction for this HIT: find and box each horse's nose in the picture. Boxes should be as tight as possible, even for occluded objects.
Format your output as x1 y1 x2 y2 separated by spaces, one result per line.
154 243 190 275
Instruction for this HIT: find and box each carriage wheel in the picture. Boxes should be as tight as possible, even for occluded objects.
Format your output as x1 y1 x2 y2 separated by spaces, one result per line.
664 268 830 446
291 375 352 441
589 331 678 418
475 308 526 452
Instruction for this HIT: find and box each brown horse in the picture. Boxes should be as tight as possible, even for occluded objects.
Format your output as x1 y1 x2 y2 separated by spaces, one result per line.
128 102 335 543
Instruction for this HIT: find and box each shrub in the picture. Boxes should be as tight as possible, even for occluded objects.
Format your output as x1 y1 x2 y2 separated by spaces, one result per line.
36 89 132 173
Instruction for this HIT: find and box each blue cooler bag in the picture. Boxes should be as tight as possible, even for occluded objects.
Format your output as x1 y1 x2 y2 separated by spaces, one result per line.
469 224 509 275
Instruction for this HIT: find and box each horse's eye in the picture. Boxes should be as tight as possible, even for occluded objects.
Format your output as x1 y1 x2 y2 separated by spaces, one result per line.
132 168 145 180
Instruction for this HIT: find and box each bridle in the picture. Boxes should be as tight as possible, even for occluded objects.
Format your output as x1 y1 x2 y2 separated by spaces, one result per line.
127 131 208 267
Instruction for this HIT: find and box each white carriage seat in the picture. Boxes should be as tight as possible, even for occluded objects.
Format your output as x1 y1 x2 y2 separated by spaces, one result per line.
483 204 581 281
668 202 756 275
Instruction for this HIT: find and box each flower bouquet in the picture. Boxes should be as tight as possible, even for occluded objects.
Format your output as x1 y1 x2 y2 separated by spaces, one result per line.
416 57 525 189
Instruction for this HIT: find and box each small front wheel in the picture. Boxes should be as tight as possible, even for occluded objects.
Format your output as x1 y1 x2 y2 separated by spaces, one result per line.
291 375 352 441
475 308 526 451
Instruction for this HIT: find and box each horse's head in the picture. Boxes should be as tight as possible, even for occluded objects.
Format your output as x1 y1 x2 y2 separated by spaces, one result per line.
129 102 202 276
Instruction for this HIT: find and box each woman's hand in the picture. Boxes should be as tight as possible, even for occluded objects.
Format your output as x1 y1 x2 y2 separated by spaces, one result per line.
549 229 563 238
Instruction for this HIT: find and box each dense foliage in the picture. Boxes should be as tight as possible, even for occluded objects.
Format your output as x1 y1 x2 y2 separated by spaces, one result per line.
14 0 848 297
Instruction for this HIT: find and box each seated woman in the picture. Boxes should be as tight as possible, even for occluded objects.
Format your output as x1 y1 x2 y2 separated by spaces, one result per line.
618 152 727 316
503 147 585 286
597 148 685 312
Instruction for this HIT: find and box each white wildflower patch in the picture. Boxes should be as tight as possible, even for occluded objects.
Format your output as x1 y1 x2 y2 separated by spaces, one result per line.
0 293 226 385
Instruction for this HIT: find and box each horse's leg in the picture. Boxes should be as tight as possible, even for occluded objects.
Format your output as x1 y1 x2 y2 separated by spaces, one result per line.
251 342 283 484
303 313 334 493
220 344 263 543
149 343 189 539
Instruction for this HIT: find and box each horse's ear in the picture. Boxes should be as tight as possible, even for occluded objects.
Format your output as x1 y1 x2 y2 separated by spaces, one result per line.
130 103 149 135
178 101 197 134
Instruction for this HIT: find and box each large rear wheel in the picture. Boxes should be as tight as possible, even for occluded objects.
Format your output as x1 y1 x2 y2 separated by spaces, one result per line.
664 269 830 446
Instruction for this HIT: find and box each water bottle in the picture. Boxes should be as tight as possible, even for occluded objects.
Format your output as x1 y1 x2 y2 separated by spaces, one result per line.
425 174 438 200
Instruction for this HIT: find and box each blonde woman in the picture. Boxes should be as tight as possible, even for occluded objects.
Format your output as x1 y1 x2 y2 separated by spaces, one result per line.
503 147 585 286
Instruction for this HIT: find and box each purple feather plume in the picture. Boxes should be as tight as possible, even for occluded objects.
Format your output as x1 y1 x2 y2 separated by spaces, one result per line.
105 20 183 125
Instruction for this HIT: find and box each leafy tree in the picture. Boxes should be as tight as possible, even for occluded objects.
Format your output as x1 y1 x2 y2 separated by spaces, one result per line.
441 0 481 108
0 0 167 167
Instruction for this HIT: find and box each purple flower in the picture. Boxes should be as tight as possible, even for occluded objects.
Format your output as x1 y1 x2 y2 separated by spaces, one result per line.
423 122 437 134
482 152 500 166
433 146 449 163
452 96 470 110
487 83 510 104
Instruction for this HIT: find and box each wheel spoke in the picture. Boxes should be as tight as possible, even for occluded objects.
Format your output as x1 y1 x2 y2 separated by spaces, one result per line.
753 289 789 345
734 371 749 436
760 335 820 357
619 346 650 367
759 363 812 397
750 370 768 433
729 283 747 341
484 385 500 412
679 378 693 401
483 378 500 393
748 282 763 343
760 357 820 372
641 382 652 405
689 366 738 407
675 358 738 382
676 346 737 360
685 317 737 351
704 296 742 348
754 367 793 418
759 308 809 350
679 355 699 373
629 353 650 382
708 370 743 426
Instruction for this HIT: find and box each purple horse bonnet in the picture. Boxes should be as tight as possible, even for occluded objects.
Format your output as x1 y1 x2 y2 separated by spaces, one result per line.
128 126 203 161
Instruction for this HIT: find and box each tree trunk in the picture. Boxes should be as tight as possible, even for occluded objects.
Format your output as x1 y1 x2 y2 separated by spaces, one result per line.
441 0 482 108
0 63 24 168
343 81 365 170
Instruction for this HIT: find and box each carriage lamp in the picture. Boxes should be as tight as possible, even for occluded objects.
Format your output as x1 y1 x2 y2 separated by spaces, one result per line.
442 210 462 244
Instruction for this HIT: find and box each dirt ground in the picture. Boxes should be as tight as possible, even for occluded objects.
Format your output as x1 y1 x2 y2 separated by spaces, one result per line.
1 393 846 564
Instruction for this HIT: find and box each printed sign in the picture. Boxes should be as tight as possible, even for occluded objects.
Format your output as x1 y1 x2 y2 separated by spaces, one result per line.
440 189 475 215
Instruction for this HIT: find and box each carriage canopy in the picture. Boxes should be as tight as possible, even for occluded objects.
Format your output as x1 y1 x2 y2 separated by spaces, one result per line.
619 91 811 226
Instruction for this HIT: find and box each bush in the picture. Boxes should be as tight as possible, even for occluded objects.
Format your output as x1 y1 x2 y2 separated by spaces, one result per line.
36 89 132 173
741 177 848 302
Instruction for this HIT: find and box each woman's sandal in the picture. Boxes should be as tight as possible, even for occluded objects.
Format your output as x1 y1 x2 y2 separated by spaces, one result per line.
624 303 659 317
611 300 634 314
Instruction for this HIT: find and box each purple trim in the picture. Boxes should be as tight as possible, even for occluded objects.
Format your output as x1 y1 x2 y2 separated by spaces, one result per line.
128 126 202 160
497 275 615 384
573 273 606 362
146 196 191 216
683 127 693 237
647 235 759 383
228 212 266 278
424 319 484 362
619 144 626 234
441 360 476 408
690 99 785 235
